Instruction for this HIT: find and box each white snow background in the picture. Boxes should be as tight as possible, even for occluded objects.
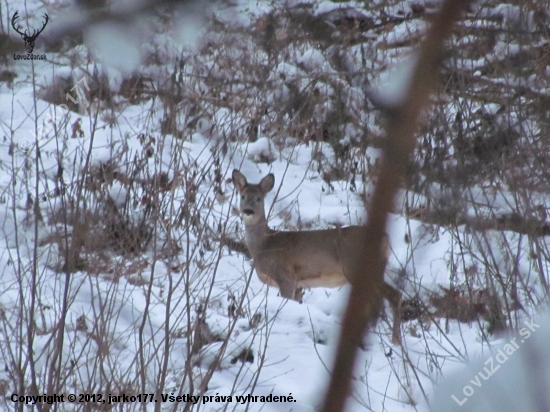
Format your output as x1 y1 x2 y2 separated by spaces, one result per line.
1 0 550 411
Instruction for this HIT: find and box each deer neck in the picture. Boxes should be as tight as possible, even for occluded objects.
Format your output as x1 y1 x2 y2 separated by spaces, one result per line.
243 216 273 259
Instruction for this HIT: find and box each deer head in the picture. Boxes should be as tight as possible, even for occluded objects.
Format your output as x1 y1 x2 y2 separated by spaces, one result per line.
12 11 49 53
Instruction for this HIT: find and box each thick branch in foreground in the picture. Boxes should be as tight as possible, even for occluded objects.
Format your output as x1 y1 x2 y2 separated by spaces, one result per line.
321 1 473 411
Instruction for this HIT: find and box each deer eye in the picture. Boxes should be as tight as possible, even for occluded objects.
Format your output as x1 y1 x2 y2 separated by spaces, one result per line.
257 197 261 202
241 195 245 200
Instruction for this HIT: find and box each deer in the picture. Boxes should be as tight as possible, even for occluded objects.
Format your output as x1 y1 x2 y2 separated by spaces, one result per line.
232 169 402 345
12 11 49 54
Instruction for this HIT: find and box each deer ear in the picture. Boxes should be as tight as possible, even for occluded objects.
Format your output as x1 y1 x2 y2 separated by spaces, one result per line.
260 174 275 194
232 169 247 193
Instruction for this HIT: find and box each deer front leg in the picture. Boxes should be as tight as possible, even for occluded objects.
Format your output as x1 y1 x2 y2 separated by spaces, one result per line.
273 267 303 303
294 287 304 303
382 281 402 345
278 279 303 303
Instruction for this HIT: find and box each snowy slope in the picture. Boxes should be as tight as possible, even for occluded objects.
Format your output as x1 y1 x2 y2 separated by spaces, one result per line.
1 0 549 411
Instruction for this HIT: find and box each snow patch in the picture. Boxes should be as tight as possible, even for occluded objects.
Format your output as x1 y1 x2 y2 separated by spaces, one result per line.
245 137 279 163
85 22 144 74
370 53 418 107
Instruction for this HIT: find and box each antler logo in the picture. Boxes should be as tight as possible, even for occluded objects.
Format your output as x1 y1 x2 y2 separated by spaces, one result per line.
12 11 49 54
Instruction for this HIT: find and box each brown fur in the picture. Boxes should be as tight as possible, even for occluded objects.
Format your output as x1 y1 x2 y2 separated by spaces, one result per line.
233 170 402 344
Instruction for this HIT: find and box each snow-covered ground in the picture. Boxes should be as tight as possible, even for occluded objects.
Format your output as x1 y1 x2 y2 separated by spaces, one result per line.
1 0 549 411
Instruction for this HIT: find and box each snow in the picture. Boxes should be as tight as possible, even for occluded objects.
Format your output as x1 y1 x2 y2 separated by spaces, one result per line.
297 48 328 72
484 4 536 32
370 52 418 107
432 310 550 412
1 0 549 410
244 137 279 163
85 22 144 75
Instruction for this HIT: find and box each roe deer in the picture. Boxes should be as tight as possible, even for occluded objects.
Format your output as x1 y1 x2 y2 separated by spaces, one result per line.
232 169 402 344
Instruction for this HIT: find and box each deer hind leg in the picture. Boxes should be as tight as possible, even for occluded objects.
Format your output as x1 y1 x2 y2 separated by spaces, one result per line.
382 281 402 345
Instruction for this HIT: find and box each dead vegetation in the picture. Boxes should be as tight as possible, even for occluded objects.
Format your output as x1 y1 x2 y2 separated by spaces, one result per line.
1 0 549 410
